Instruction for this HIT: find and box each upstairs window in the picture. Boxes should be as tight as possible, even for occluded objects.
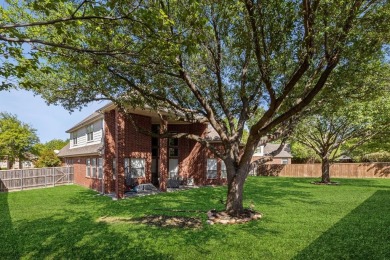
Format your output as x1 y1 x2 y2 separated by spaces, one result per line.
72 132 78 145
87 124 94 141
169 135 179 157
254 145 264 156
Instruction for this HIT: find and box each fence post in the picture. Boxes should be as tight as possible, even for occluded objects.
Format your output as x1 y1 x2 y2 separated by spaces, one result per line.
21 170 23 191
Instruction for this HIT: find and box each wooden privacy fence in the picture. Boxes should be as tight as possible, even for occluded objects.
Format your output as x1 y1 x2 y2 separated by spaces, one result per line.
257 163 390 178
0 166 74 192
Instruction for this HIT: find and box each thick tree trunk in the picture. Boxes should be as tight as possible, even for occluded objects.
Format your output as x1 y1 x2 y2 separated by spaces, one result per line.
321 156 331 183
226 175 244 216
224 136 259 216
225 163 250 216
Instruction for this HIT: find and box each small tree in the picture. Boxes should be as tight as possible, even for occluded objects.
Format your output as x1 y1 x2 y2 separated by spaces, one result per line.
34 149 62 168
34 139 67 168
0 112 39 169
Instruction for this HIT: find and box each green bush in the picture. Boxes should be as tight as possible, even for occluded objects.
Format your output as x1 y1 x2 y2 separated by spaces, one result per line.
361 151 390 162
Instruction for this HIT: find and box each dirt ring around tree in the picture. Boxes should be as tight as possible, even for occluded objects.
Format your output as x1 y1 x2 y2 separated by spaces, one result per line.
206 209 262 225
310 181 340 185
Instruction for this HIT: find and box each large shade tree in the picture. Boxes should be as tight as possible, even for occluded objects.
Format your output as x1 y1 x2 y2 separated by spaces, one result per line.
1 0 389 215
293 95 390 183
0 112 39 169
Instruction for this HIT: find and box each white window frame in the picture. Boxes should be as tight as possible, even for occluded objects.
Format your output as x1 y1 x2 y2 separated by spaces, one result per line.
169 159 179 178
87 124 94 142
169 135 179 158
91 158 97 178
207 159 217 179
112 159 116 180
98 158 103 179
124 158 130 176
281 159 289 165
66 159 73 166
221 161 227 179
86 158 91 177
72 132 78 146
254 145 264 156
131 158 145 178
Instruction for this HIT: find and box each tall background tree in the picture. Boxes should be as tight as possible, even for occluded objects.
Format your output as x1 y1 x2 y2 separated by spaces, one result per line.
0 112 39 169
291 61 390 183
1 0 389 215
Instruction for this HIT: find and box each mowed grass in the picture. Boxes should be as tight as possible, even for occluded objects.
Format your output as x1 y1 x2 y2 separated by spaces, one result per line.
1 177 389 260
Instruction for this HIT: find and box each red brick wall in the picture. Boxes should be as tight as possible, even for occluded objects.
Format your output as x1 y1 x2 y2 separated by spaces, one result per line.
123 114 152 186
104 110 152 198
104 110 116 193
103 109 231 196
200 143 227 186
170 123 227 186
72 156 104 192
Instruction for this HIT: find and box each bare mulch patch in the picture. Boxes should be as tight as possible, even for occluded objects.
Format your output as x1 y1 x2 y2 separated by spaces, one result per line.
207 209 262 225
311 181 340 185
98 215 202 228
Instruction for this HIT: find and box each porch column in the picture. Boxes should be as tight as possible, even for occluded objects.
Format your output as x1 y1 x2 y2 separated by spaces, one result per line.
159 116 168 192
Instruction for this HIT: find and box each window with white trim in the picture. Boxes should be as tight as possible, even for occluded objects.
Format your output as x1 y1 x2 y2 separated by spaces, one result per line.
72 132 78 145
169 159 179 178
281 159 289 164
124 158 130 176
87 124 94 141
169 135 179 157
254 145 264 156
66 159 73 166
86 158 91 177
112 158 116 180
98 158 103 179
91 158 97 178
207 159 217 179
131 158 145 178
221 161 227 179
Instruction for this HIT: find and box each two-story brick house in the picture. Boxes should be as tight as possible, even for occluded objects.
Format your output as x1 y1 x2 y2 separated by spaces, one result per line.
58 103 227 198
58 103 292 198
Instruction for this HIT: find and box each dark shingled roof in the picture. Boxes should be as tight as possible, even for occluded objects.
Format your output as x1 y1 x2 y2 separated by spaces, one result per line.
57 143 103 157
66 112 103 133
263 143 293 158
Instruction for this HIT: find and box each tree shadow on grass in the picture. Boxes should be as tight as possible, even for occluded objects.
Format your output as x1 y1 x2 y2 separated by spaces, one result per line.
244 177 321 207
8 209 172 259
293 190 390 260
0 192 21 260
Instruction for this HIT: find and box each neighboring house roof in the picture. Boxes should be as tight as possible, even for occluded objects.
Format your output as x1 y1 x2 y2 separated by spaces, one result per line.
263 143 293 158
337 155 352 161
57 143 103 157
205 124 221 141
66 112 103 133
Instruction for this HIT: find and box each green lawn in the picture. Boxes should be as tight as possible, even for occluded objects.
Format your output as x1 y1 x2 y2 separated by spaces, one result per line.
1 177 389 259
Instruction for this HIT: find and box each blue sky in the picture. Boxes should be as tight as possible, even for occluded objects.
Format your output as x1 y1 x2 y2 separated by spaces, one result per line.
0 0 108 143
0 89 107 143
